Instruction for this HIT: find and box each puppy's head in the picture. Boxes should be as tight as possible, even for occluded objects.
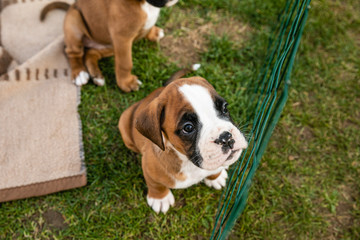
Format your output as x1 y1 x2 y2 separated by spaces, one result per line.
145 0 178 7
135 77 248 171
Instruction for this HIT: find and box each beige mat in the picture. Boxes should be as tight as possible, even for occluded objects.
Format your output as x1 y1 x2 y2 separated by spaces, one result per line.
0 0 86 202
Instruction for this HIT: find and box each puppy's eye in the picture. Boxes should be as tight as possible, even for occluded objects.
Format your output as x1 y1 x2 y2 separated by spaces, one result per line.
222 102 229 115
182 123 195 134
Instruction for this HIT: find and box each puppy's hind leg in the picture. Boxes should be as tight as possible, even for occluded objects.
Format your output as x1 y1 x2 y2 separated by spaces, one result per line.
84 48 114 86
63 7 89 86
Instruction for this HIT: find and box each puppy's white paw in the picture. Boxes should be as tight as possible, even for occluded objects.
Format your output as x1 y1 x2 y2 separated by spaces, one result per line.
137 79 143 86
74 71 89 86
158 29 165 40
204 169 228 190
93 77 105 86
147 191 175 214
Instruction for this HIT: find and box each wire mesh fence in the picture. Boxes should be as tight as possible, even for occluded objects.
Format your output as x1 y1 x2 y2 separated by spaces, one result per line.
211 0 312 238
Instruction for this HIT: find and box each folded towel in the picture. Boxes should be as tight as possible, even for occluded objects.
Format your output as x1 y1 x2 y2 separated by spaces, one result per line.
0 0 86 202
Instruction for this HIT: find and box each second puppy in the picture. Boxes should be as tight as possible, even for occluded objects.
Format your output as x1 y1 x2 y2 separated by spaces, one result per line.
41 0 178 91
119 73 248 213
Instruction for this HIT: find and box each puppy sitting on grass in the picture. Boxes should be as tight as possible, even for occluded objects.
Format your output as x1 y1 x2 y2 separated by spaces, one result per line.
41 0 178 91
119 68 248 213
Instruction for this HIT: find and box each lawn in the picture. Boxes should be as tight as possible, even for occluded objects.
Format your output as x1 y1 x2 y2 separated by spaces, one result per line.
1 0 359 239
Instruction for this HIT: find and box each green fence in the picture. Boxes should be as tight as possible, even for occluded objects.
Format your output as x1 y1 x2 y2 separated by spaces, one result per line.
211 0 312 238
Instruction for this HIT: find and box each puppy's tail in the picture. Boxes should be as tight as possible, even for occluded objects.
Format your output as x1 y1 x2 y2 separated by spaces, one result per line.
164 63 201 86
40 2 70 21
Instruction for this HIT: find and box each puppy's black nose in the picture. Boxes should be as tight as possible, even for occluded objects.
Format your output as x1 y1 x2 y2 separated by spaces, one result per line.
215 131 235 152
215 131 232 145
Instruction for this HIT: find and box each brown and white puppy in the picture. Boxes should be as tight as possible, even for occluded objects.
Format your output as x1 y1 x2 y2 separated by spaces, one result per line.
41 0 178 91
119 76 248 213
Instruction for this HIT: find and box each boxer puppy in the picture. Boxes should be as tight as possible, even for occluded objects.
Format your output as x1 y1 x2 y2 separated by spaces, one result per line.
40 0 178 91
119 75 248 213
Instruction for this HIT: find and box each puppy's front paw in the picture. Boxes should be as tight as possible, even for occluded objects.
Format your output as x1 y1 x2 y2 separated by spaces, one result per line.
73 71 89 86
204 169 228 190
147 191 175 214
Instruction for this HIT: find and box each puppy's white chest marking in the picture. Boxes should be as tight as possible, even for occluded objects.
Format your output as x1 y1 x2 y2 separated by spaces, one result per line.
141 2 161 31
172 148 224 189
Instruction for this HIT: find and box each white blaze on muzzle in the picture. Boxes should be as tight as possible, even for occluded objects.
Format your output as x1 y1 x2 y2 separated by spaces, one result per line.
179 84 248 170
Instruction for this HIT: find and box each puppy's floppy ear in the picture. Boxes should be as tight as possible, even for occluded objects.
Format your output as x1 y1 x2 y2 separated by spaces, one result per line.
135 98 165 151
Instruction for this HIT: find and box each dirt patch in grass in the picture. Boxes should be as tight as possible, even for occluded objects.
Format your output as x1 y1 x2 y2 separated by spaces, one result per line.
343 119 359 130
160 9 251 67
299 126 315 141
322 184 358 239
287 173 302 187
43 209 68 231
336 185 356 220
13 209 68 238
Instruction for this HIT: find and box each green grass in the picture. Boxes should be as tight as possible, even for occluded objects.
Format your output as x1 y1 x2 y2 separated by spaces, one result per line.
1 0 359 239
